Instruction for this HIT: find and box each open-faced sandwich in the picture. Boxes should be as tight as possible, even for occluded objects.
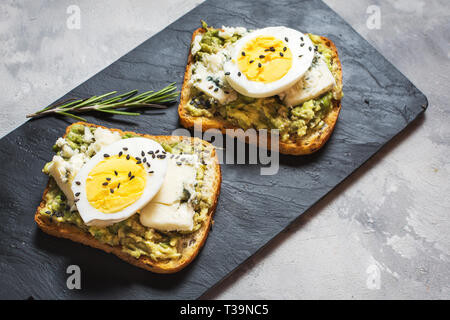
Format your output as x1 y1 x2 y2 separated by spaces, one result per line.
179 22 343 155
35 122 221 273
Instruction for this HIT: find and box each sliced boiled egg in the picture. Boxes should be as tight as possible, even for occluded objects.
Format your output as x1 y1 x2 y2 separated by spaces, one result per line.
224 26 314 98
71 137 168 227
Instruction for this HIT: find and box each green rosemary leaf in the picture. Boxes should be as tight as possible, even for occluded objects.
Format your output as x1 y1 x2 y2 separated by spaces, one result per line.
98 109 140 116
26 83 178 120
55 111 87 121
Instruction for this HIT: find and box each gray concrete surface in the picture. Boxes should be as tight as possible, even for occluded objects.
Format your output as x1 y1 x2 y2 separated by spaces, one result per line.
0 0 449 299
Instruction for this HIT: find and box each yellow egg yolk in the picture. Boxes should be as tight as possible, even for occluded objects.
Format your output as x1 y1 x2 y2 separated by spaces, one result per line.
86 155 147 213
237 36 292 83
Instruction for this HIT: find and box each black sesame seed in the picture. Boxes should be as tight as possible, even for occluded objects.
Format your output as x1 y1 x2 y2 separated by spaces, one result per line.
117 183 120 189
106 177 111 181
75 181 81 185
118 151 123 157
224 91 230 94
249 60 254 64
300 36 304 41
214 88 219 92
299 54 303 58
309 46 312 51
241 51 245 56
75 192 80 197
238 72 241 77
141 151 144 157
175 155 180 159
170 155 174 159
283 47 287 52
157 154 166 159
136 160 142 164
264 48 270 52
148 150 154 154
103 182 108 186
110 189 114 194
176 161 182 166
259 55 265 59
143 157 146 163
285 37 289 42
123 147 128 151
149 171 154 174
147 162 151 167
128 171 131 177
280 52 284 57
225 72 231 75
190 100 194 105
314 45 318 51
258 63 262 68
152 154 155 159
45 211 51 214
130 176 135 181
103 154 110 158
300 43 304 47
208 85 213 90
114 170 118 176
135 157 141 161
270 46 275 52
74 199 79 203
126 154 130 160
155 150 160 154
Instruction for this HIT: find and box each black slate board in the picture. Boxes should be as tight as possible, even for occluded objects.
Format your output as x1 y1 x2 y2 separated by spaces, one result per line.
0 0 427 299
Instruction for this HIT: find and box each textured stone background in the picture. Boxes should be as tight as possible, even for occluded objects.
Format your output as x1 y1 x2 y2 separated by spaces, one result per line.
0 0 449 299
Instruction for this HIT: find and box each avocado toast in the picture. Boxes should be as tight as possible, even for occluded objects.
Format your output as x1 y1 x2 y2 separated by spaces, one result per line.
35 122 221 273
179 23 343 155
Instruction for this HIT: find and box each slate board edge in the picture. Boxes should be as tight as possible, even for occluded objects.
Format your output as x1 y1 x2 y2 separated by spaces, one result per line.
199 110 427 299
320 1 429 106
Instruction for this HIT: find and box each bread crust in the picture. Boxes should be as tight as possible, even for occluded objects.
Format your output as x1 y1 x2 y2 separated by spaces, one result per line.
178 28 343 155
35 122 221 274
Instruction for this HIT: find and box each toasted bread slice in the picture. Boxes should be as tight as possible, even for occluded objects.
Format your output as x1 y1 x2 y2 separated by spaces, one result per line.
35 122 221 273
178 28 343 155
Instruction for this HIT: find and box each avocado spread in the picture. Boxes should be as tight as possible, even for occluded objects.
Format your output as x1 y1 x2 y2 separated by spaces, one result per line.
41 124 213 261
186 23 343 143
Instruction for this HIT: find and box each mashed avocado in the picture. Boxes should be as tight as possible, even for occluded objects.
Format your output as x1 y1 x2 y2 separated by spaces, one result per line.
187 23 342 143
41 124 212 261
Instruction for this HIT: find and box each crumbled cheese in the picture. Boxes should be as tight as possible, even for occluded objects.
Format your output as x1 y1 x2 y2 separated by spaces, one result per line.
140 202 195 232
86 127 121 156
140 156 199 232
191 49 238 104
55 138 66 148
48 152 86 205
61 144 74 158
282 56 336 107
83 126 94 143
191 34 203 56
218 26 247 39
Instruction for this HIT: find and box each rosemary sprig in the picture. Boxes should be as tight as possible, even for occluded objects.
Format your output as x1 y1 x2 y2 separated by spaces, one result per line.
27 82 178 121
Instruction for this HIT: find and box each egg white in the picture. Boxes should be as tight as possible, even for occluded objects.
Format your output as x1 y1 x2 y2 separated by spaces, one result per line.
224 26 314 98
71 137 168 227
